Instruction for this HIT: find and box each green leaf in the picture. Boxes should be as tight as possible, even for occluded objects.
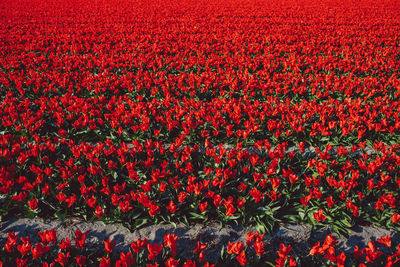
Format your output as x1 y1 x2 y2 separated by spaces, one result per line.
55 210 66 221
131 211 144 220
283 214 298 223
170 221 177 228
26 210 37 219
182 216 189 227
255 223 266 234
189 212 206 220
339 218 352 228
263 261 276 267
219 220 225 230
220 245 225 260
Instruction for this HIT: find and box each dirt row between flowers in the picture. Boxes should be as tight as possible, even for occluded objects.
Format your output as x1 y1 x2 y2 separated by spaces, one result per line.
1 216 398 263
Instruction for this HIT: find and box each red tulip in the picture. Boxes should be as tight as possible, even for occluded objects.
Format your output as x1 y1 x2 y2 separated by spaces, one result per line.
313 209 327 222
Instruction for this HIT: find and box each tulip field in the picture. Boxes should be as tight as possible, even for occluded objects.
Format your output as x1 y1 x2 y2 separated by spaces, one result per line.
1 0 400 265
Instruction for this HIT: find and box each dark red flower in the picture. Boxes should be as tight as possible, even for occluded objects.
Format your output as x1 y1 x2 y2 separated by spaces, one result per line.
236 250 247 266
164 234 178 257
74 230 89 249
38 229 57 244
227 241 244 255
147 243 163 261
31 242 50 259
28 198 38 210
17 236 32 256
76 255 86 267
313 209 327 222
99 257 111 267
55 252 69 266
104 238 116 253
59 237 71 250
165 257 179 267
377 234 391 248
